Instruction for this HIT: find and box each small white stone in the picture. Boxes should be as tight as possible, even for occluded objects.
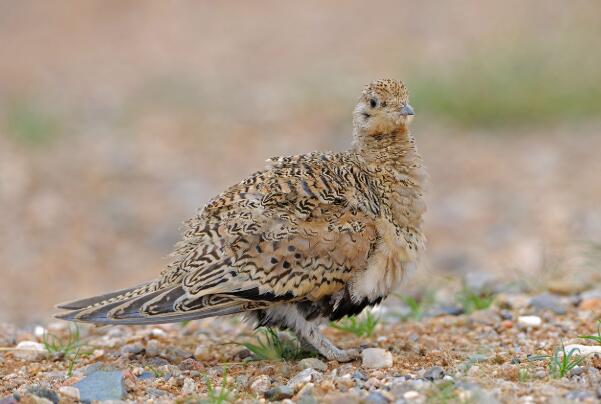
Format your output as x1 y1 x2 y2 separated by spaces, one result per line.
250 375 272 394
404 391 420 399
58 386 80 400
13 341 48 361
563 344 601 356
34 326 46 338
287 368 322 389
151 328 167 338
182 377 197 394
361 348 393 369
518 315 542 328
91 349 105 359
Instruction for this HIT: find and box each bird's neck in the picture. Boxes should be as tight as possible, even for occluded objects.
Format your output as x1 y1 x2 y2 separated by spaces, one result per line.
352 126 422 173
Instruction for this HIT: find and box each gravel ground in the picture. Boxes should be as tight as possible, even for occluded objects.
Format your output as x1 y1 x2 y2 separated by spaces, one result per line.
1 283 600 403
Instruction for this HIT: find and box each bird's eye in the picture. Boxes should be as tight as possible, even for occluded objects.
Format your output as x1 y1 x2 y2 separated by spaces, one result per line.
369 98 378 108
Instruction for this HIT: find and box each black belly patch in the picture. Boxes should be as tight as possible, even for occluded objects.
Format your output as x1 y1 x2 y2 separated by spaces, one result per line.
297 287 383 322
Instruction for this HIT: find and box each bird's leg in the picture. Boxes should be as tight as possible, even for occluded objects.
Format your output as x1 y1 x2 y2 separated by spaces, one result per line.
298 336 320 355
294 322 359 362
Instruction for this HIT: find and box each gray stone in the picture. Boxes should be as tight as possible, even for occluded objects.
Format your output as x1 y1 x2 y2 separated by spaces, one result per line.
73 371 126 402
565 390 594 401
147 388 167 398
79 363 118 376
264 385 294 401
365 391 391 404
120 343 144 355
596 387 601 399
426 305 465 317
423 366 445 381
137 371 155 380
298 358 327 371
146 357 170 367
352 370 367 381
570 366 584 377
581 289 601 300
163 346 193 362
24 386 59 404
529 293 566 314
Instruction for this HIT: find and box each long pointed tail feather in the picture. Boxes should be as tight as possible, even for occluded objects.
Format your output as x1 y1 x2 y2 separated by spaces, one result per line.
55 281 154 310
54 284 265 325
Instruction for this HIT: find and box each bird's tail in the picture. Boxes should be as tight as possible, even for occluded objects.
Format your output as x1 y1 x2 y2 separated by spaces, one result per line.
54 282 251 325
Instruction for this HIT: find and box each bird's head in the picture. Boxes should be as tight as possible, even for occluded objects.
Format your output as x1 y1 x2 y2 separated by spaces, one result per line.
352 79 414 136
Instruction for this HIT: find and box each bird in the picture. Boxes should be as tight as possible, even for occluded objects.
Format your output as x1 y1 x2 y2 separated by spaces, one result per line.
56 79 427 362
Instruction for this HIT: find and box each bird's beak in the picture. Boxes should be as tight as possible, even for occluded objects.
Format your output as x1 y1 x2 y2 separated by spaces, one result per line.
400 104 415 116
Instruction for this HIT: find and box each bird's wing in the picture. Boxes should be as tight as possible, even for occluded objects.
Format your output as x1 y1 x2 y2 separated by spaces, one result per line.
56 152 380 324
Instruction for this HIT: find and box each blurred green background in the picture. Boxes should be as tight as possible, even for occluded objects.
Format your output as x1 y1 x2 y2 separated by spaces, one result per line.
1 1 600 323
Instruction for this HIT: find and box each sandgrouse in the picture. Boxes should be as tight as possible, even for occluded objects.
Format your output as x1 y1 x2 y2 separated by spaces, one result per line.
57 79 427 362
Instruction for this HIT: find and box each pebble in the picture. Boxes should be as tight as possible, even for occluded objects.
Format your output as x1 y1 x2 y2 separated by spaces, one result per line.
427 305 465 317
250 375 272 394
147 388 167 398
137 371 155 380
469 309 499 325
365 391 391 404
146 357 170 367
361 348 393 369
403 391 421 400
120 343 144 355
24 386 59 404
179 358 203 371
467 365 480 377
146 340 160 356
579 298 601 312
495 293 530 309
529 293 566 314
13 341 48 361
194 345 209 360
296 383 317 404
287 368 323 390
547 279 587 295
517 315 542 328
423 366 445 381
73 371 126 402
58 386 80 400
352 370 367 381
161 346 192 363
298 358 327 371
581 289 601 300
265 385 294 401
569 366 584 377
565 390 594 401
181 377 197 394
563 345 601 355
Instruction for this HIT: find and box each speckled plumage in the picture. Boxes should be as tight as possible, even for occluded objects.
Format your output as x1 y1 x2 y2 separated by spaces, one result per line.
57 79 427 361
